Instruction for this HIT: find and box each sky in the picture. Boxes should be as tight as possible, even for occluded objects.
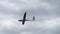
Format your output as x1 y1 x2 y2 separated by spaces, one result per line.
0 0 60 34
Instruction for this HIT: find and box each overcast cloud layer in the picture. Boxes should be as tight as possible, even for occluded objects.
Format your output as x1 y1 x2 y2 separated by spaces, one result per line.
0 0 60 34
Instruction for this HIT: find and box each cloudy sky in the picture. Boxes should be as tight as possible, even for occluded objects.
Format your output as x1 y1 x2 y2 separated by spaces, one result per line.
0 0 60 34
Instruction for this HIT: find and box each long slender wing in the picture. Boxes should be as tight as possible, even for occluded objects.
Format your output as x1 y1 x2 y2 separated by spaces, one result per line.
22 21 25 25
18 20 25 25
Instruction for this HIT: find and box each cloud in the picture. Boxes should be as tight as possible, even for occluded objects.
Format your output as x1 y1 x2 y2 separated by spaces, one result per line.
0 0 20 12
20 32 33 34
0 0 60 34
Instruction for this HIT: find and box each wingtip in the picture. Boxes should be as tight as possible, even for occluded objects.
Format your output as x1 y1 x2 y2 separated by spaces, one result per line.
33 16 35 21
22 24 24 25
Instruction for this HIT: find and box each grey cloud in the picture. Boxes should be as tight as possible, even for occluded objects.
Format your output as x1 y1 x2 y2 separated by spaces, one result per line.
0 0 60 34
